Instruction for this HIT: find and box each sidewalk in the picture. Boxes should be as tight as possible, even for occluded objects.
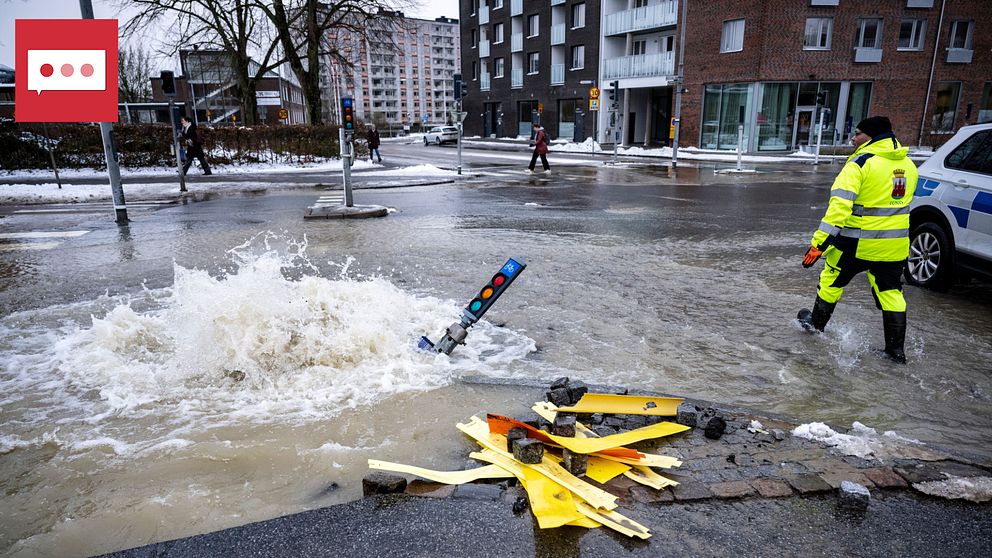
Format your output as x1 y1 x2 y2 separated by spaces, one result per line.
105 386 992 557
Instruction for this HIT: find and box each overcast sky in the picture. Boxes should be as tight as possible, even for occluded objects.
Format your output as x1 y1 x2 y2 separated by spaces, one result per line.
0 0 458 69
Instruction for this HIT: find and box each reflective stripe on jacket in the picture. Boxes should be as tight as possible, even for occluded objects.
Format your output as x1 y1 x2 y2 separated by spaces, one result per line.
811 132 919 261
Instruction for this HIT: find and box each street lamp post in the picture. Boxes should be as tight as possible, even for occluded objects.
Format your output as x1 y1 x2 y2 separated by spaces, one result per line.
672 0 688 169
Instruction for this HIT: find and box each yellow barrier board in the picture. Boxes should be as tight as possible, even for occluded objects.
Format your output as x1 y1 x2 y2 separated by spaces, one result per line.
367 460 513 484
558 393 683 416
544 452 631 484
458 417 618 511
576 502 652 540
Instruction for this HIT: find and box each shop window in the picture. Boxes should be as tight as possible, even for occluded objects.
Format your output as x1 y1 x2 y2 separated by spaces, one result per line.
979 83 992 124
932 81 961 133
701 83 753 149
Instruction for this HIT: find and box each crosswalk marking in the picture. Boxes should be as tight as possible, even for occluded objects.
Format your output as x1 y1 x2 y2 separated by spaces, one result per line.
315 193 344 206
12 200 177 215
0 229 91 252
0 241 63 252
0 230 89 240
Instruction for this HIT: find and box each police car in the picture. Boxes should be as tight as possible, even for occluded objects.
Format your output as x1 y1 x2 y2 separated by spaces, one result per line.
907 123 992 290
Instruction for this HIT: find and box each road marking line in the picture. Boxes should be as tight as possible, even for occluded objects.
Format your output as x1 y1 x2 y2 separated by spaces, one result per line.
0 230 89 240
0 242 62 251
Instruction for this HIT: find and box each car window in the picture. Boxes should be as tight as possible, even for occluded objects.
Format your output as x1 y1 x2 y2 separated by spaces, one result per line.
945 130 992 176
429 128 441 133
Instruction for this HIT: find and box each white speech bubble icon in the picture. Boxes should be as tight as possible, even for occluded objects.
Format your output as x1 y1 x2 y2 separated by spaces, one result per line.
27 49 107 94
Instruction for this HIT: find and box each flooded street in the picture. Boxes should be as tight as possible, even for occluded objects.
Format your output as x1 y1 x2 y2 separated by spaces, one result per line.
1 156 990 557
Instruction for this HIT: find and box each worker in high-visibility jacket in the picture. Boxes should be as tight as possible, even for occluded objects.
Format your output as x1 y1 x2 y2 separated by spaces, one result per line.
798 116 918 363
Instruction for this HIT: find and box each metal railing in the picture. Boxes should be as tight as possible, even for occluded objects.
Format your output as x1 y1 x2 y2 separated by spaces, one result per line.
602 52 675 79
481 73 491 91
479 40 490 58
511 68 523 88
479 6 489 24
551 24 565 45
511 0 523 16
511 33 523 52
604 1 678 36
551 64 565 85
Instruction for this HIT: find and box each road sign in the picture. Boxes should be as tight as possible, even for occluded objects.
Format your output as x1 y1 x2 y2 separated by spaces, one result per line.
455 111 468 123
278 108 288 120
590 87 600 99
589 99 600 112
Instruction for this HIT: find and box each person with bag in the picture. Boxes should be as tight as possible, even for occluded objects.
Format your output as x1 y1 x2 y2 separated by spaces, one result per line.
527 123 551 174
180 115 212 176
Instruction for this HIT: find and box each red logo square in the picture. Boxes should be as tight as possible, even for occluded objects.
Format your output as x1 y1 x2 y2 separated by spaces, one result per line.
15 19 119 123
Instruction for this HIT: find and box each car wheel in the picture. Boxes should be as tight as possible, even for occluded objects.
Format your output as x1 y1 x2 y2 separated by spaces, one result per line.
905 222 955 291
435 137 442 145
424 137 429 146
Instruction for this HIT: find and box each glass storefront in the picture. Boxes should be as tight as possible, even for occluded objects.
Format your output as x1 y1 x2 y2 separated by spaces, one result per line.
978 82 991 124
846 82 872 138
757 83 796 151
932 82 961 133
700 83 753 150
558 99 578 141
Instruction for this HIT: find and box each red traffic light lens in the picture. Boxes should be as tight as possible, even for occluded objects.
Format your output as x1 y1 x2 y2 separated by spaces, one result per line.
491 274 506 287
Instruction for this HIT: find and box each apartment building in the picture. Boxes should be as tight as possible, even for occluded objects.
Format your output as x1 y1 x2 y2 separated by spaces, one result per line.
460 0 601 140
462 0 990 150
322 15 461 131
683 0 992 152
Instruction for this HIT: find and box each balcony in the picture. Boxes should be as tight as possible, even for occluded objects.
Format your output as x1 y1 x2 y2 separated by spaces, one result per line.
604 1 678 36
511 33 523 52
479 6 489 25
511 0 523 17
810 0 839 5
551 24 566 45
853 47 883 63
907 0 934 6
551 0 566 5
512 68 523 89
946 48 973 64
479 40 490 58
602 52 675 79
481 73 491 91
551 64 565 85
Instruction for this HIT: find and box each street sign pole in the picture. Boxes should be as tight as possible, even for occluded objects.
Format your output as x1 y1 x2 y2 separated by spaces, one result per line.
340 128 354 207
456 102 464 175
80 0 127 223
168 98 187 193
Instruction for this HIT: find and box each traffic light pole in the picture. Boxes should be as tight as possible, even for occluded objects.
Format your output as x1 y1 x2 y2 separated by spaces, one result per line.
80 0 127 224
340 128 354 207
168 98 187 193
814 107 826 165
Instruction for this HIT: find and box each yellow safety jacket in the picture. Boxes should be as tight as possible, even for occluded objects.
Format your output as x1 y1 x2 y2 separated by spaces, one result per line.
811 132 919 262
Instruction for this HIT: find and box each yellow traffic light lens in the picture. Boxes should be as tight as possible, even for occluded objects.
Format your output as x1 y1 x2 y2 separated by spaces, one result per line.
481 287 494 299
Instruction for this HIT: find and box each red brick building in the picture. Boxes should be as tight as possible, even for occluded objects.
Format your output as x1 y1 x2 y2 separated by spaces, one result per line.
679 0 991 151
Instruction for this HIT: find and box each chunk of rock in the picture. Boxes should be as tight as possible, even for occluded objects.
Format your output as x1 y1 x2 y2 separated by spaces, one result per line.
838 480 871 510
506 426 528 452
547 387 571 407
567 381 588 405
362 472 407 497
553 413 577 437
704 416 727 440
512 438 545 464
562 449 588 476
677 409 698 428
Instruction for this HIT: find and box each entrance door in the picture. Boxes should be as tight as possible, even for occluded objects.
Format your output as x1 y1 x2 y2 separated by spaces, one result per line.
792 106 816 151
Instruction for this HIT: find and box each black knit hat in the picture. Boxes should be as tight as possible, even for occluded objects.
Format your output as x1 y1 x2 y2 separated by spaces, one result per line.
856 116 892 138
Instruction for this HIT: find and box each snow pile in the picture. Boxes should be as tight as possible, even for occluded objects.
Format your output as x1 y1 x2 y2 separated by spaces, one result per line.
913 477 992 503
792 421 923 460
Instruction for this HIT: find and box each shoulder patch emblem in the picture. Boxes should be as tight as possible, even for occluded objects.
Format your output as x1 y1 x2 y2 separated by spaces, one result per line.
892 169 906 199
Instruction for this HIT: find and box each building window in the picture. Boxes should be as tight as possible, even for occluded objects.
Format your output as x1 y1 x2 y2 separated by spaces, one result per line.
949 20 973 49
572 3 586 29
803 18 832 50
856 18 883 49
932 81 961 133
635 0 648 7
528 52 539 74
632 40 646 56
494 22 504 44
980 83 992 124
528 14 540 37
898 18 926 51
721 19 745 53
494 0 503 8
701 83 752 149
494 57 504 78
471 28 477 47
472 60 478 80
571 45 584 69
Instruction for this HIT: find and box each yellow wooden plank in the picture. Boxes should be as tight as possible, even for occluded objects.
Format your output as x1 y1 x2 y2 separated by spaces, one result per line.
575 502 652 540
558 393 683 416
541 421 690 455
367 460 514 484
457 417 618 511
594 452 682 469
624 467 679 489
544 451 631 484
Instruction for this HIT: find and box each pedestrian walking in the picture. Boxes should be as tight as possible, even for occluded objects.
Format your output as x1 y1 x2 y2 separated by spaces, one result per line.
180 115 212 176
527 123 550 174
367 125 382 163
797 116 918 363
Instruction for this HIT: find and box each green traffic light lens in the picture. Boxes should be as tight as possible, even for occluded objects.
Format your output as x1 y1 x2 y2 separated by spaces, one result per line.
469 299 482 313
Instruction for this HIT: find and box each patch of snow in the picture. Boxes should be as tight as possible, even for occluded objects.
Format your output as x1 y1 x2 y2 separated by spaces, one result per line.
791 421 922 460
912 476 992 503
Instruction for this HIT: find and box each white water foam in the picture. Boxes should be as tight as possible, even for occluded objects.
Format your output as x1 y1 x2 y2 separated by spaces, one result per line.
792 421 924 460
0 233 538 455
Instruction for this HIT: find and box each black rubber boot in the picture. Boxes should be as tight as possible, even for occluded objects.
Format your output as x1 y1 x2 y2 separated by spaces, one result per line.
797 297 836 332
882 311 907 364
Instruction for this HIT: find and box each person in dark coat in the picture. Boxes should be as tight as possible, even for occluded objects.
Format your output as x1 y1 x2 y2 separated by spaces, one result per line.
527 123 550 173
367 125 382 163
180 115 212 176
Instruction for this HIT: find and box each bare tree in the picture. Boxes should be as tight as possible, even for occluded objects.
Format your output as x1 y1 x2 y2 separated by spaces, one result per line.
118 42 154 103
119 0 284 125
259 0 410 125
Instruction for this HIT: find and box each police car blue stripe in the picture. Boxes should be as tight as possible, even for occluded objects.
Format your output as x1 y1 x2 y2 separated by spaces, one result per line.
973 192 992 215
948 206 970 229
915 178 940 198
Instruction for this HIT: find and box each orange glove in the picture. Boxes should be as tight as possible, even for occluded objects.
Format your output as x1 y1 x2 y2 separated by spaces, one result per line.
802 245 823 268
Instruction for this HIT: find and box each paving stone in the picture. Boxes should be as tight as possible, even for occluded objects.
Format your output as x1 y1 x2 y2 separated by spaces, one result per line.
751 478 794 498
404 480 456 499
362 472 407 497
672 482 714 502
819 471 876 490
862 467 909 488
894 461 989 483
838 481 871 511
787 474 833 495
709 480 755 499
630 485 674 504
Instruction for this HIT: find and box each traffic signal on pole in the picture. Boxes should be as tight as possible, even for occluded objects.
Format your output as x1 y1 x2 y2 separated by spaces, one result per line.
341 97 354 130
610 80 619 109
463 258 526 322
160 70 176 97
461 81 468 99
454 73 463 100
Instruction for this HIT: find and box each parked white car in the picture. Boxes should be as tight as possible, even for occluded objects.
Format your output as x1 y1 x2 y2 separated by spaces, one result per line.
424 126 459 146
906 123 992 289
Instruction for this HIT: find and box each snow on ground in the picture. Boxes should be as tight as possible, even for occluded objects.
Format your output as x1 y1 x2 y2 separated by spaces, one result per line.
792 421 924 460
